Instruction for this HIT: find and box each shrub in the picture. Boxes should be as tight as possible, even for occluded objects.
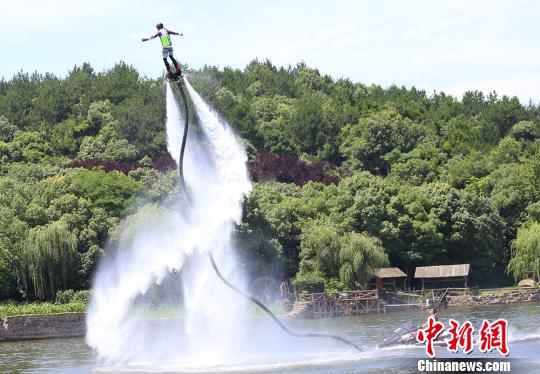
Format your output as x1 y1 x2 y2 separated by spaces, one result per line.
55 289 75 304
293 271 326 293
72 290 91 304
324 278 345 293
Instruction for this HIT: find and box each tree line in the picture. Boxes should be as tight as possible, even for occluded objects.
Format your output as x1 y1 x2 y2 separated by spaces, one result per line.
0 60 539 301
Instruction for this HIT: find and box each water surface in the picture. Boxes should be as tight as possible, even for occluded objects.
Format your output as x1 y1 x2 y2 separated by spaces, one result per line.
1 303 539 373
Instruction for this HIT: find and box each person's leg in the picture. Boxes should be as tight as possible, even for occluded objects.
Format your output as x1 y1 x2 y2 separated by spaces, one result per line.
162 50 173 75
163 58 171 70
169 53 182 74
163 58 172 74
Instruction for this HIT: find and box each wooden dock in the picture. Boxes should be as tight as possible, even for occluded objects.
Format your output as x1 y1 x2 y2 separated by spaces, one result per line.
296 290 386 318
384 303 423 310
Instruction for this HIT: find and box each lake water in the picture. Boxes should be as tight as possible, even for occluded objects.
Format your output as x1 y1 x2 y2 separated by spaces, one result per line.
1 304 539 373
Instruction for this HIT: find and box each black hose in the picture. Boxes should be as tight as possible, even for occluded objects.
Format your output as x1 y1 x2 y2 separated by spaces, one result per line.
174 79 189 196
172 76 362 353
209 251 363 352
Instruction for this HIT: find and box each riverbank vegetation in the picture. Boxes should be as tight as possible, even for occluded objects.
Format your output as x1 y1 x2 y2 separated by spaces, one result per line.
0 301 86 318
0 60 539 302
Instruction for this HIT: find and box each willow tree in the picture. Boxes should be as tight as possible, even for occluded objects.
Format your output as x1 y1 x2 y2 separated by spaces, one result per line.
507 222 540 282
299 224 342 275
339 232 389 289
21 221 78 300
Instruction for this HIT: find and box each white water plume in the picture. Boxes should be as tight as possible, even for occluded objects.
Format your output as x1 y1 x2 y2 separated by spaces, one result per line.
86 79 252 367
165 82 183 166
86 78 351 371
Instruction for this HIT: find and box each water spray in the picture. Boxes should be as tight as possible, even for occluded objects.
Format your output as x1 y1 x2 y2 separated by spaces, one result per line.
170 76 362 353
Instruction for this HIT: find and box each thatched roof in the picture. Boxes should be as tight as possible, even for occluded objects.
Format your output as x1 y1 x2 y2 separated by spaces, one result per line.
415 264 470 279
374 267 407 278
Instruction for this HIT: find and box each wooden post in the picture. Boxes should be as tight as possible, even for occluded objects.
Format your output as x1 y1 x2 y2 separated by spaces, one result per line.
421 278 425 291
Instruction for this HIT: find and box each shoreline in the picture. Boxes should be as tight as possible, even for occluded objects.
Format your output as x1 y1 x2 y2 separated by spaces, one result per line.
1 288 538 342
0 312 86 342
447 288 540 308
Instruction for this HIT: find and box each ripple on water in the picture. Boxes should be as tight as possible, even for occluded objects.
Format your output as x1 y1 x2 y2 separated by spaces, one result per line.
1 303 538 373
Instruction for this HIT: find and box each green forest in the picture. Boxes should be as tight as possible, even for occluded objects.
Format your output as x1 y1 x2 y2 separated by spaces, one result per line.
1 60 540 302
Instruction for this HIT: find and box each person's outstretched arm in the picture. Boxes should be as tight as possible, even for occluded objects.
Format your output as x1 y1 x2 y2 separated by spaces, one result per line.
141 32 160 42
167 29 183 36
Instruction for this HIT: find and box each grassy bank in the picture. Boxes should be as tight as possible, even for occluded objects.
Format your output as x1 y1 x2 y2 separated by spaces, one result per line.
0 302 86 318
0 300 289 319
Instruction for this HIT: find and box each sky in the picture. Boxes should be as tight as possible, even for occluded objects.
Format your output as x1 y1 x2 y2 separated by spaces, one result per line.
1 0 539 103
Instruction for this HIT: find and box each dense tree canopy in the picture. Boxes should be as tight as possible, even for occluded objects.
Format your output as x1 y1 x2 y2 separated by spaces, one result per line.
1 60 539 300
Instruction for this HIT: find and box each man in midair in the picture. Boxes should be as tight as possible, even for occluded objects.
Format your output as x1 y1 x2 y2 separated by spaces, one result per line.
142 23 183 78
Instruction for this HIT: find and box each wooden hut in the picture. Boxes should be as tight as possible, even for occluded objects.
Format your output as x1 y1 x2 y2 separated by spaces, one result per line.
415 264 470 291
374 267 407 292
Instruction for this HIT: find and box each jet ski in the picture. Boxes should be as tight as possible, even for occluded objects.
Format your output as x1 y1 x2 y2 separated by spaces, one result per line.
378 320 451 348
378 289 451 348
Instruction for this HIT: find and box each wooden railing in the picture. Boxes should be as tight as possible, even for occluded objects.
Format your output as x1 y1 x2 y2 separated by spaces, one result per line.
298 289 378 302
405 287 473 296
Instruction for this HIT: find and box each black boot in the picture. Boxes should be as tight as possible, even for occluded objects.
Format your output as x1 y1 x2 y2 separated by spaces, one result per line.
163 59 173 78
174 64 183 77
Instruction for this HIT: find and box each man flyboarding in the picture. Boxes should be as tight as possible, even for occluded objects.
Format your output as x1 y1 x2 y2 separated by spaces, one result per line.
142 23 183 78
